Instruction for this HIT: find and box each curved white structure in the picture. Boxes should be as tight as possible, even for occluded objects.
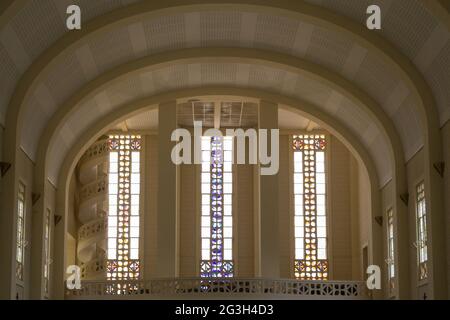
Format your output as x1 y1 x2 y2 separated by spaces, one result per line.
77 139 109 280
66 278 369 300
0 0 449 301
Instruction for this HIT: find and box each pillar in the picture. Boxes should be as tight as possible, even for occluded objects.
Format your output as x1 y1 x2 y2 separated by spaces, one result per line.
156 101 178 277
258 100 280 277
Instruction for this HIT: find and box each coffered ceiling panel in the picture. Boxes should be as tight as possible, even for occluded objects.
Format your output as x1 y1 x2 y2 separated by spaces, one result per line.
11 8 427 168
305 0 450 125
43 62 390 187
0 1 447 188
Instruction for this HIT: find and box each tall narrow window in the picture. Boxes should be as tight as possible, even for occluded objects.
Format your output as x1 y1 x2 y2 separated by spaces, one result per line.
107 135 141 280
292 134 328 280
200 136 233 277
44 209 51 295
386 208 395 294
415 181 428 280
16 182 26 281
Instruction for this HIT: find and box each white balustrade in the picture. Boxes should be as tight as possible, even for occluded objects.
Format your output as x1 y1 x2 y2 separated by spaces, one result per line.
80 251 107 280
78 215 107 242
66 278 369 300
79 175 108 203
80 140 109 165
77 137 109 281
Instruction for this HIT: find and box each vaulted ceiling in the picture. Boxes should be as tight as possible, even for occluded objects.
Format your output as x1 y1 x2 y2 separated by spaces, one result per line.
0 0 448 186
113 101 319 131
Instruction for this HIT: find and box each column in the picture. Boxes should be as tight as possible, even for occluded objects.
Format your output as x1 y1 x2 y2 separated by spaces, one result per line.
395 169 410 299
258 100 280 277
426 159 447 299
30 185 44 299
156 101 178 277
0 170 16 299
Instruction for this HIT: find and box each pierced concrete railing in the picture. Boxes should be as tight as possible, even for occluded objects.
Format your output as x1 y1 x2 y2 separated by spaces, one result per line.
77 137 109 281
78 215 107 242
79 252 107 280
79 175 108 203
66 278 369 300
80 140 109 165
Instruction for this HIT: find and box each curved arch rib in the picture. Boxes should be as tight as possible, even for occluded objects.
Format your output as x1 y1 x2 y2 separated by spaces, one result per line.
51 87 382 298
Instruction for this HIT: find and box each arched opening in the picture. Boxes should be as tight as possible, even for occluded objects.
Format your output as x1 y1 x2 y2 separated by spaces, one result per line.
53 92 378 299
1 0 447 301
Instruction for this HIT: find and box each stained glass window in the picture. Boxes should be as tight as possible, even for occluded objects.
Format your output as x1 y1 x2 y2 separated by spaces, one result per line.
107 135 141 281
292 134 328 280
44 209 51 294
386 208 395 294
200 136 234 277
415 181 428 280
16 182 26 281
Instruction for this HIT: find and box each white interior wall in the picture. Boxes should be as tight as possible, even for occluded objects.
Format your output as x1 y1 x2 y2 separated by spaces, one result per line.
67 131 375 281
66 174 78 239
0 124 3 162
441 121 450 298
143 135 158 279
16 149 34 299
329 136 354 280
349 155 362 280
278 134 291 278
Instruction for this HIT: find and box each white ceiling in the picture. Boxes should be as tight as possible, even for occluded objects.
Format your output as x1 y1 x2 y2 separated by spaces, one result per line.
278 108 319 130
15 8 425 164
113 103 319 131
0 0 447 187
43 61 391 186
114 109 159 131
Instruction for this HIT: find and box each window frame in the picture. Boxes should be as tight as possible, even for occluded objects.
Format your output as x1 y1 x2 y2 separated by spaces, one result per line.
198 135 235 278
288 132 331 280
415 180 428 282
16 180 27 284
106 134 143 281
386 207 395 296
43 208 52 297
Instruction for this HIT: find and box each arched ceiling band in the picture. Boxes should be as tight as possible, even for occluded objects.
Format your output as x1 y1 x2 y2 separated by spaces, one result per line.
0 0 26 30
31 49 403 188
49 86 383 297
3 1 438 168
58 87 380 200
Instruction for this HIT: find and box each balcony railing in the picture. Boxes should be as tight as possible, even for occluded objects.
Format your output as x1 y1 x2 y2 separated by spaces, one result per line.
79 175 108 203
80 139 109 165
65 278 369 300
